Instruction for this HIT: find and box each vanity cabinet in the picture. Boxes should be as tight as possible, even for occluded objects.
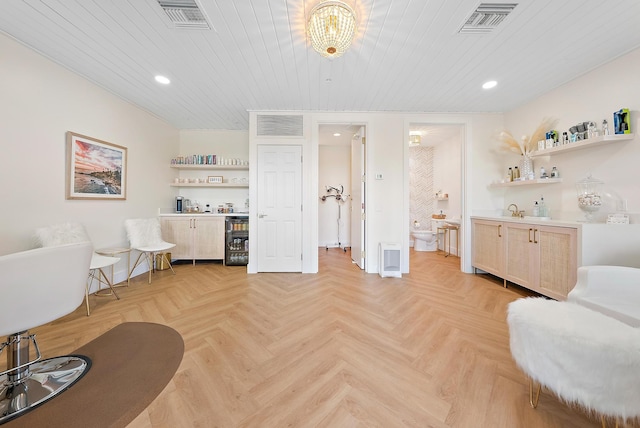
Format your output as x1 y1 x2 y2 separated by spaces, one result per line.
160 216 225 264
471 219 504 279
503 222 577 300
472 219 577 300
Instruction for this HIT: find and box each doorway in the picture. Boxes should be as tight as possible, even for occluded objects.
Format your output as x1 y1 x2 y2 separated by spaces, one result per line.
408 124 463 268
318 123 366 270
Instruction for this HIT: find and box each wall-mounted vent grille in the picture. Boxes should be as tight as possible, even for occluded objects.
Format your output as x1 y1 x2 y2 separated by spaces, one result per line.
257 115 304 137
459 3 517 34
157 0 211 30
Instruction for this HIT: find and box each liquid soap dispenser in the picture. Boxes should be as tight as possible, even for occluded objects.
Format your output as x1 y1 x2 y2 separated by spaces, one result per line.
532 201 539 217
539 196 549 218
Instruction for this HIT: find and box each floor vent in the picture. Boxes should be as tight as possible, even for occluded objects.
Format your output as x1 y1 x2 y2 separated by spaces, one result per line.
458 3 517 34
256 115 304 137
157 0 211 30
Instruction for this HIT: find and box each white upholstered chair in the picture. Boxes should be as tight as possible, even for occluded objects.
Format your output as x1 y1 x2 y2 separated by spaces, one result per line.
35 222 121 315
507 297 640 427
567 265 640 327
0 242 93 423
124 218 175 284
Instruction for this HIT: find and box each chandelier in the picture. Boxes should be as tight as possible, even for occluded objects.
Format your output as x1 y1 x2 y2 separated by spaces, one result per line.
307 1 356 58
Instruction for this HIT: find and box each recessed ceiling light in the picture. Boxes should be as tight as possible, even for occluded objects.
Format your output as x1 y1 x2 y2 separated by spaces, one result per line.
482 80 497 89
333 133 341 137
155 75 171 85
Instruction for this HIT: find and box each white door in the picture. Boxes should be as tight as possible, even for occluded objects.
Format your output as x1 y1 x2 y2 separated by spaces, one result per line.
350 128 365 269
256 145 302 272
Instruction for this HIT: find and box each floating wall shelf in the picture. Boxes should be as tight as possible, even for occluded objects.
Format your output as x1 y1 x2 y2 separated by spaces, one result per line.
529 134 634 157
490 178 562 188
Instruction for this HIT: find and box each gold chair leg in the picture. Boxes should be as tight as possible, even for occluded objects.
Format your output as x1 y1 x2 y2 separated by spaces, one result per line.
600 415 620 428
98 269 120 300
85 279 92 316
129 252 146 280
163 253 176 275
529 378 541 408
147 252 153 284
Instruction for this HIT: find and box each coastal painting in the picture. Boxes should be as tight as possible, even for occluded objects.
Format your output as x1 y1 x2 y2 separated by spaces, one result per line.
66 132 127 200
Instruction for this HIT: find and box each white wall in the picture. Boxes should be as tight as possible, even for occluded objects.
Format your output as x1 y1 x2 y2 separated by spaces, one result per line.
318 145 351 248
0 33 179 283
433 131 462 222
248 111 502 274
177 129 250 212
501 47 640 223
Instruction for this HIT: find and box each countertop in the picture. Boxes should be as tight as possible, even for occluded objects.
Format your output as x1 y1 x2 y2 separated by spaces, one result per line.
471 215 590 228
159 212 248 217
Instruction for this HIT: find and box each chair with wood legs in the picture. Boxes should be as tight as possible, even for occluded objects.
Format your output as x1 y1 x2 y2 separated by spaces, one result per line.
35 222 121 315
124 218 176 284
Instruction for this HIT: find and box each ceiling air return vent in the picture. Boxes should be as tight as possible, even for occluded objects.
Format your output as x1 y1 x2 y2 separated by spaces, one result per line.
459 3 517 34
257 115 304 137
157 0 211 30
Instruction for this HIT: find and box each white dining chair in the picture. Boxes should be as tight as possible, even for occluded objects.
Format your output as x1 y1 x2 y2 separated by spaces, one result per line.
124 218 176 284
35 222 121 315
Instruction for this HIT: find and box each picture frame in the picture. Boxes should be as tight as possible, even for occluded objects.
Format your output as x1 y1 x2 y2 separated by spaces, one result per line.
207 175 223 184
66 132 127 200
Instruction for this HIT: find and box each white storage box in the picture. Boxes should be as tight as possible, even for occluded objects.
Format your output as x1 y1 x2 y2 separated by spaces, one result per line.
379 242 401 278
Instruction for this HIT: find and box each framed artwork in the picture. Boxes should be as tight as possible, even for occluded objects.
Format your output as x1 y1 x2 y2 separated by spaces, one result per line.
207 176 223 184
66 132 127 200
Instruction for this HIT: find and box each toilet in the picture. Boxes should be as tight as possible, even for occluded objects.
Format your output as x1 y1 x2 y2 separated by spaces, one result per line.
412 220 446 252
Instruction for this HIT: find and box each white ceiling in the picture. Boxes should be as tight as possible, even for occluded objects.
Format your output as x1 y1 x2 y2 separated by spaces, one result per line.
2 0 640 131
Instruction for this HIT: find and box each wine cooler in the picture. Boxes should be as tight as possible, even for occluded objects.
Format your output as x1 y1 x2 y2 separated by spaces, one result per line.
225 216 248 266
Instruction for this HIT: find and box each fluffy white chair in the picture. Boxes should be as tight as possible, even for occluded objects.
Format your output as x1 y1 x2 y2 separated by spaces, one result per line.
124 218 175 284
35 222 120 315
0 242 93 423
568 265 640 327
507 297 640 427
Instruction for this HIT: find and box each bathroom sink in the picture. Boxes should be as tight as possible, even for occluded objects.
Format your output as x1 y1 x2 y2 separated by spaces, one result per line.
445 218 460 226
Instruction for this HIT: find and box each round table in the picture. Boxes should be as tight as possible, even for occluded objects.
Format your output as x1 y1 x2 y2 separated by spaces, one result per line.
95 247 132 286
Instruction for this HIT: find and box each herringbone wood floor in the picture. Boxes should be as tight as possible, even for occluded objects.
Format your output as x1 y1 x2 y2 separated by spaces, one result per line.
25 249 606 427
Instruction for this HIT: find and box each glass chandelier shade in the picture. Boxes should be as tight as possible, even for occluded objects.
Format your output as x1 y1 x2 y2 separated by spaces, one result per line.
307 1 356 58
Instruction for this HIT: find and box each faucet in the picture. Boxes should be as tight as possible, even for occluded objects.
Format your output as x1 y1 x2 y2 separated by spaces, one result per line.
507 204 524 218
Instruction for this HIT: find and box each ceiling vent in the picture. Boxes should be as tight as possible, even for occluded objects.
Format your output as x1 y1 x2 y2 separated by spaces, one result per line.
257 115 304 137
459 3 517 34
157 0 211 30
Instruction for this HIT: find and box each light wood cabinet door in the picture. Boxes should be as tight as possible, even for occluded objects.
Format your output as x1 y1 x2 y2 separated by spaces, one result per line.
192 217 225 260
161 216 226 263
160 217 192 260
504 223 538 291
504 222 577 300
471 219 504 277
536 225 577 300
473 219 578 300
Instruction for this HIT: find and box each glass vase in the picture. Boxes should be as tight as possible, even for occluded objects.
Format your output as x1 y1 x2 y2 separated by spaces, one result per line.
520 154 534 180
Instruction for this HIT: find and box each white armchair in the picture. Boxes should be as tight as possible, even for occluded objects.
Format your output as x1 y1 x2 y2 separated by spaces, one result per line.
567 265 640 327
0 242 93 423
